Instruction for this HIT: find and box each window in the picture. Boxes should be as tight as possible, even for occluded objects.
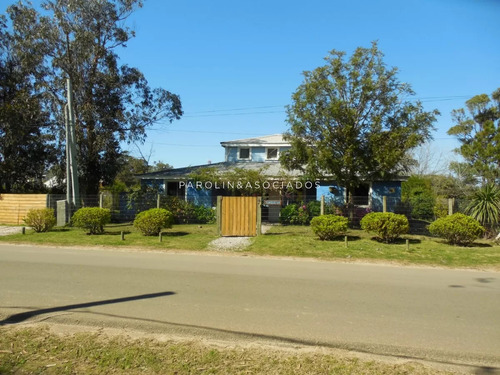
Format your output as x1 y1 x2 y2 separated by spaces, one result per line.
266 148 278 160
350 183 370 206
238 147 250 160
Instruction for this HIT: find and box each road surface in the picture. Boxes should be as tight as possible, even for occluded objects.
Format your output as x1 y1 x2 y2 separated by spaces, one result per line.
0 244 499 372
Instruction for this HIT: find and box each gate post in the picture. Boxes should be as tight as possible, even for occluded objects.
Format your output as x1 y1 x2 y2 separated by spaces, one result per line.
216 195 222 236
257 197 262 235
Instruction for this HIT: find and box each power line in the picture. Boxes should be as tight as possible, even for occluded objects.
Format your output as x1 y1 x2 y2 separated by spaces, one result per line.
186 105 284 114
175 95 474 119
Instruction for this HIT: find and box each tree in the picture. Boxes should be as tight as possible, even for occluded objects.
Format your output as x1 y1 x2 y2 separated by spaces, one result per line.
281 42 439 201
401 176 435 220
0 16 57 192
447 88 500 185
466 183 500 237
6 0 182 195
111 154 172 191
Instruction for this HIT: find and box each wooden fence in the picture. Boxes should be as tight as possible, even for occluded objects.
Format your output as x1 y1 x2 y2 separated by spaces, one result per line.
218 196 261 237
0 194 48 225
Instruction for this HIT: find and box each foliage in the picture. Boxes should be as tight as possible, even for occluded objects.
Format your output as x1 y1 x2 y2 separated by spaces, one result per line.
126 185 159 213
126 189 215 224
0 18 56 193
360 212 409 243
428 213 485 246
23 208 56 233
133 208 173 236
428 174 472 199
191 204 216 224
310 215 348 240
71 207 111 234
307 200 321 218
402 176 435 220
163 196 215 224
281 42 438 196
465 184 500 236
433 198 448 219
280 204 310 225
447 88 500 184
401 176 432 202
112 154 173 192
409 194 435 220
5 0 182 195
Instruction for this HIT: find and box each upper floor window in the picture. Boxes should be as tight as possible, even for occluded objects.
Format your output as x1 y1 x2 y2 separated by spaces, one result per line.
238 147 250 160
266 148 278 160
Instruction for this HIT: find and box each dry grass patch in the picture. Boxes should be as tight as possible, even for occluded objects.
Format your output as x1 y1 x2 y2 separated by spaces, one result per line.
0 326 456 375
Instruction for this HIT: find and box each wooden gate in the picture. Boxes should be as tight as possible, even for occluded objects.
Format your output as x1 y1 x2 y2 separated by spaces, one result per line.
217 196 261 237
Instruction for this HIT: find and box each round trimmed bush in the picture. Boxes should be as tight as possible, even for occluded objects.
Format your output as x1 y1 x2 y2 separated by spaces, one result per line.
360 212 409 243
72 207 111 234
310 215 348 240
134 208 174 236
23 208 56 233
428 213 485 246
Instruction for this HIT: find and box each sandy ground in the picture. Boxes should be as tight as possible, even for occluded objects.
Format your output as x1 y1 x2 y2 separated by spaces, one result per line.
208 224 272 251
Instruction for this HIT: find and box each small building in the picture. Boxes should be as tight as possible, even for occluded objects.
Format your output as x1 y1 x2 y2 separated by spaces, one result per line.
138 134 404 222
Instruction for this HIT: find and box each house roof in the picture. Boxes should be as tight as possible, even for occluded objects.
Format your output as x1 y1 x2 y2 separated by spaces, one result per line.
220 134 289 147
138 161 303 181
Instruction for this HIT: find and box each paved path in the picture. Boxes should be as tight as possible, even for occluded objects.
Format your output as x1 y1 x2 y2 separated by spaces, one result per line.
0 244 499 372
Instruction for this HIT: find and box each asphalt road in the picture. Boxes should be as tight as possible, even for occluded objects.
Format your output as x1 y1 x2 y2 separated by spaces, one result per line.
0 244 499 371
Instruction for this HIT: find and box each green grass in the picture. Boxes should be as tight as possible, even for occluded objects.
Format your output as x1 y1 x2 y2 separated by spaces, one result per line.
0 326 455 375
248 225 500 270
0 223 218 251
0 223 499 269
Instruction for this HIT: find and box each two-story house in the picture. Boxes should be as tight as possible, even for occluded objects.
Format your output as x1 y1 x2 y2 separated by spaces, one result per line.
138 134 404 221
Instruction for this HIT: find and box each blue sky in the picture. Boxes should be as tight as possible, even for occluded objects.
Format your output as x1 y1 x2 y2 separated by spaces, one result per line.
5 0 500 169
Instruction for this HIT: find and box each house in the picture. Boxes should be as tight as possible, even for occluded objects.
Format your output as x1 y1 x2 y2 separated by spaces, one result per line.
138 134 404 221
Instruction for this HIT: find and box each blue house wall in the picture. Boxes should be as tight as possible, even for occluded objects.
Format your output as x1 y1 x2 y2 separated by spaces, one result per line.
186 184 213 207
226 148 238 162
316 183 345 206
371 181 402 212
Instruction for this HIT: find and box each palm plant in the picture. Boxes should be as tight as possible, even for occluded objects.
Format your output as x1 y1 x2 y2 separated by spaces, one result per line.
466 183 500 237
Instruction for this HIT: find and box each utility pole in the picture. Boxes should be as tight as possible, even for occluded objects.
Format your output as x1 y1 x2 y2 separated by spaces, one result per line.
65 77 80 212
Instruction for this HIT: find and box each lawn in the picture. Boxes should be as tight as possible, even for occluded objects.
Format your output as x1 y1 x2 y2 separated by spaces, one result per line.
250 225 500 270
0 223 499 270
0 223 218 251
0 326 455 375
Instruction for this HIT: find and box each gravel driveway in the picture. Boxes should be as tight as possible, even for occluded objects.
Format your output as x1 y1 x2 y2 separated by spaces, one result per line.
0 226 25 236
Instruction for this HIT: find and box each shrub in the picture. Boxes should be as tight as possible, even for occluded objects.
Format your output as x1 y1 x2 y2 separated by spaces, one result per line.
360 212 409 243
310 215 348 240
72 207 111 234
163 196 215 224
192 204 216 224
23 208 56 233
134 208 174 236
280 204 298 225
409 194 435 220
307 200 321 219
433 198 448 219
428 213 485 246
279 204 309 225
